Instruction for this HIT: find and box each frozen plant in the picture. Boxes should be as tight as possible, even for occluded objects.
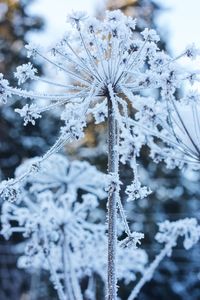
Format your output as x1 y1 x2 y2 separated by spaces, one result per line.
128 218 200 300
131 87 200 170
0 9 200 299
1 154 148 300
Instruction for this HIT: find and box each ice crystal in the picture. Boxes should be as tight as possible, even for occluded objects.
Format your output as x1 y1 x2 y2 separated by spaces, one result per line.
184 43 200 60
125 180 152 202
15 104 42 125
0 74 11 104
0 182 20 202
14 62 37 85
156 218 200 250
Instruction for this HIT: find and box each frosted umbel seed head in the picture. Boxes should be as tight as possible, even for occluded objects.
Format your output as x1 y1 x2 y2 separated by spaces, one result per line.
14 63 37 85
15 104 41 126
156 218 200 250
1 9 199 173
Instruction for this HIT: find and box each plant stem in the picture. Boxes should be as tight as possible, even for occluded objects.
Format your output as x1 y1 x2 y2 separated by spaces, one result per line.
127 242 174 300
63 227 83 300
47 256 66 300
63 231 75 300
107 90 119 300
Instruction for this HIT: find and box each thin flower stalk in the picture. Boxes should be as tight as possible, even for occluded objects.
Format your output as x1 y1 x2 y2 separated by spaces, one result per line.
107 85 119 300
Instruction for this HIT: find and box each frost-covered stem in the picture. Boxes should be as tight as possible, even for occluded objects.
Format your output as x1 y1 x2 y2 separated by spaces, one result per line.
117 198 131 236
128 241 175 300
63 232 75 300
63 226 83 300
107 85 119 300
47 256 66 300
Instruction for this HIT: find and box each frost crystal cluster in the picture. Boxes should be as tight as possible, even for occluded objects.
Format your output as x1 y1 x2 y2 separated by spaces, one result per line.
128 218 200 300
1 10 200 194
1 154 147 299
0 9 200 300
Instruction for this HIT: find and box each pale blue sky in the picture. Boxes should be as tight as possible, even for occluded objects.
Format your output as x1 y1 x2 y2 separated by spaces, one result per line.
27 0 100 46
28 0 200 56
155 0 200 54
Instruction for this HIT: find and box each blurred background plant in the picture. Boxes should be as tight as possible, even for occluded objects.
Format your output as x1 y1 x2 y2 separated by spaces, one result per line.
0 0 200 300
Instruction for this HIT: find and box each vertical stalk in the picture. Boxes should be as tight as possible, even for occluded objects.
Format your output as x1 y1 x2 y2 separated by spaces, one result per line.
107 90 119 300
63 232 75 300
127 241 175 300
47 256 66 300
63 227 83 300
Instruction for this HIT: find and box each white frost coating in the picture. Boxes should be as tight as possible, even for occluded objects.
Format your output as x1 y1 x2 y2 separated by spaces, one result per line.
106 83 119 300
1 10 200 196
1 154 147 300
128 218 200 300
0 74 11 104
15 104 42 125
171 101 200 159
1 9 200 299
14 62 37 85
